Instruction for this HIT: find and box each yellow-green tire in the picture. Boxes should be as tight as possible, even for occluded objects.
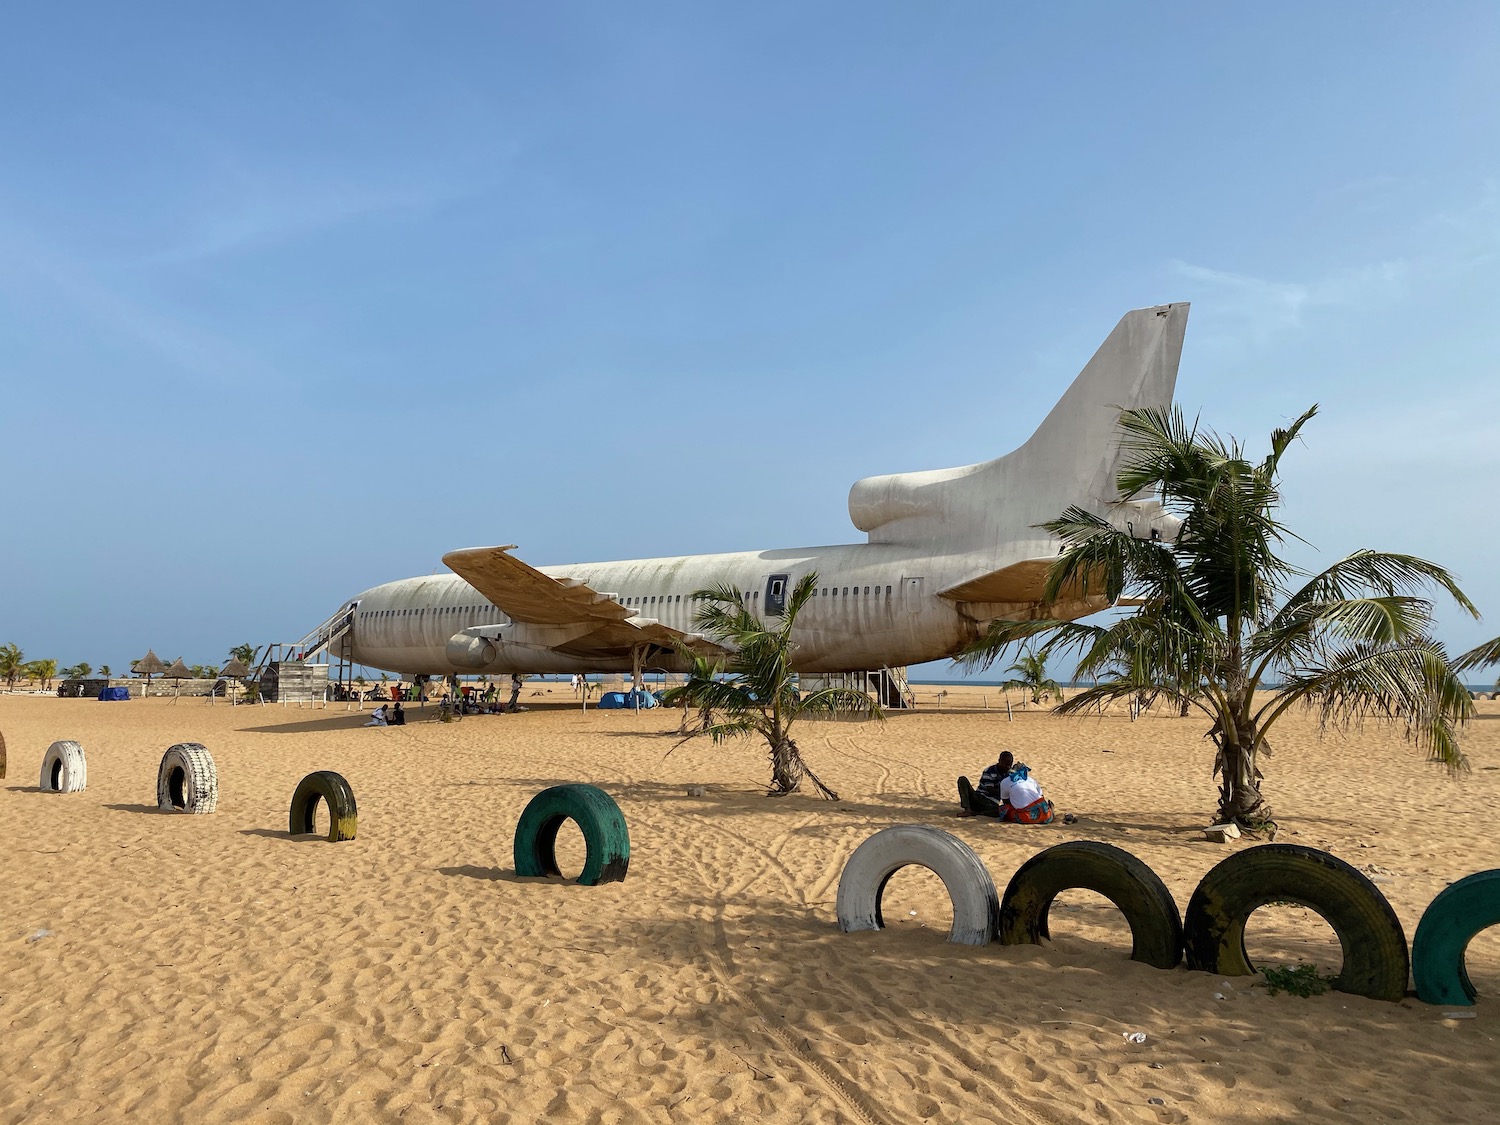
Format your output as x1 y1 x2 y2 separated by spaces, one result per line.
1184 844 1408 1002
288 771 358 842
999 841 1183 969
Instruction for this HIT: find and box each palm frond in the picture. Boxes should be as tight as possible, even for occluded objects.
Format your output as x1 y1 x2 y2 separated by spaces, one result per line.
1263 638 1473 771
1455 635 1500 672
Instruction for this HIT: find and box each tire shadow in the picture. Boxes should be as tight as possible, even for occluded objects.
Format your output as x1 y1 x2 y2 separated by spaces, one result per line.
238 828 334 843
438 864 579 885
102 803 164 814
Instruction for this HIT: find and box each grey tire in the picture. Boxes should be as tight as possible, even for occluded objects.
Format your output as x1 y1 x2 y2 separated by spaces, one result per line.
836 824 999 946
156 742 218 814
40 740 87 792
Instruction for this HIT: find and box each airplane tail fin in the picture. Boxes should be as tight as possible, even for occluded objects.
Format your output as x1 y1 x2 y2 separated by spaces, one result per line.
847 303 1188 554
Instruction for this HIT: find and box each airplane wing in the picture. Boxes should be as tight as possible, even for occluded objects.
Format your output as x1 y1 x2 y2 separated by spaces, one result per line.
441 545 726 657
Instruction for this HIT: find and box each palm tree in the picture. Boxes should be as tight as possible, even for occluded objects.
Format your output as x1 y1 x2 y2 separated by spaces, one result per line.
228 643 260 669
665 572 881 799
0 643 24 691
99 664 112 680
25 659 58 691
960 404 1476 830
1001 645 1063 706
664 649 726 736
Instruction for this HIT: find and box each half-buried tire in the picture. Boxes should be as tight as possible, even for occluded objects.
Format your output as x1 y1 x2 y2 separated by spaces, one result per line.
288 771 357 841
513 784 630 886
156 742 218 814
1 728 7 779
1412 869 1500 1006
999 841 1183 969
836 824 999 946
40 740 87 793
1184 843 1409 1002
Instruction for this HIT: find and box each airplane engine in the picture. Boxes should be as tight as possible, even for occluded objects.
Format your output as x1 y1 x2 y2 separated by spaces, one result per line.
445 633 497 670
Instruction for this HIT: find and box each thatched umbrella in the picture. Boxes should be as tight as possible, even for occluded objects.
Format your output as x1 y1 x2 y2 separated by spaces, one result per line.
218 658 250 705
134 649 165 697
163 658 193 700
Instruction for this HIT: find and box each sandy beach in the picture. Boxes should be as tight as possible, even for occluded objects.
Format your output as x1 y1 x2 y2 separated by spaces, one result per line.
3 686 1499 1124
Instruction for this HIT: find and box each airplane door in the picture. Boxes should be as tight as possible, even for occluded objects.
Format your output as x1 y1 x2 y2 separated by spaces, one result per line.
901 576 925 615
764 573 790 616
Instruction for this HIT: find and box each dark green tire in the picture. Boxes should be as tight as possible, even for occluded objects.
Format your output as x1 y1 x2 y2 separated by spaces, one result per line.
288 771 358 842
1184 844 1409 1002
999 841 1183 969
1412 869 1500 1006
513 784 629 886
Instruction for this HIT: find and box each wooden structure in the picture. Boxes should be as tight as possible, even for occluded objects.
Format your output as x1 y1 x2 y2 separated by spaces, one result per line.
259 661 329 704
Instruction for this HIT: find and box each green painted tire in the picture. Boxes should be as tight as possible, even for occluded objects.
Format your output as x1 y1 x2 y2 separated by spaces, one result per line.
1412 869 1500 1006
1184 844 1409 1002
513 784 629 886
288 771 358 842
999 841 1183 969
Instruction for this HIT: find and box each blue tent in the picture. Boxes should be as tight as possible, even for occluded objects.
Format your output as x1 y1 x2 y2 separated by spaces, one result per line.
597 690 658 710
98 686 131 701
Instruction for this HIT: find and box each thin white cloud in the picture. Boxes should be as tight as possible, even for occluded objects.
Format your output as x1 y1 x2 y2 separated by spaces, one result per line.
136 171 501 268
1170 258 1408 341
0 219 275 387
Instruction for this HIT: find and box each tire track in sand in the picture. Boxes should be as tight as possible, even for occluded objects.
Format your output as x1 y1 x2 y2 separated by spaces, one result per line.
821 734 931 799
660 832 891 1125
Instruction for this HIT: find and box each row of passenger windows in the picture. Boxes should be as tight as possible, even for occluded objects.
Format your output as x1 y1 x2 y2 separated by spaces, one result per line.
358 584 897 619
620 585 893 606
359 605 498 619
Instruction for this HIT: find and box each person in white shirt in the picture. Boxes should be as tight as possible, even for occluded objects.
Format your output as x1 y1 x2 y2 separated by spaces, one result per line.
998 759 1054 824
365 704 389 727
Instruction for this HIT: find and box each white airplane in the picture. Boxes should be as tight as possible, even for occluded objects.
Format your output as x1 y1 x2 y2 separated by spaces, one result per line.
318 304 1188 683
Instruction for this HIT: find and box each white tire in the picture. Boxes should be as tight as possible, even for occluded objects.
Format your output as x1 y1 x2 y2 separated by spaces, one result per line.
836 824 999 946
156 742 218 814
40 740 87 793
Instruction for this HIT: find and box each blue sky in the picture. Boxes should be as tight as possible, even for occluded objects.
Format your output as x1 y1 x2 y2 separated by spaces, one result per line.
1 3 1496 680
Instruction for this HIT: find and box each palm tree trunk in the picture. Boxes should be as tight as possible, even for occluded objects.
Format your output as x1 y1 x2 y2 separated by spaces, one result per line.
769 737 840 800
1216 720 1273 828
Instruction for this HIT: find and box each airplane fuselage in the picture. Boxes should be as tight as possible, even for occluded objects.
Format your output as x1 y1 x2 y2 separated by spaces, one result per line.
346 542 991 676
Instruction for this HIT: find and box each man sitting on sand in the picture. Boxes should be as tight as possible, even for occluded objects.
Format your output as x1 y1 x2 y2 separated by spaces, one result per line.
958 751 1056 823
366 704 390 727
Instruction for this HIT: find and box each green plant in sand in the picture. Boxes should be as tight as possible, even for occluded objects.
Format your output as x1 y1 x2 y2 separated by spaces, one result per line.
1260 964 1335 998
959 405 1476 830
665 572 881 799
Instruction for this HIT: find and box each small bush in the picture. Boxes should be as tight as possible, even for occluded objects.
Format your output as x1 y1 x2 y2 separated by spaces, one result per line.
1260 964 1334 997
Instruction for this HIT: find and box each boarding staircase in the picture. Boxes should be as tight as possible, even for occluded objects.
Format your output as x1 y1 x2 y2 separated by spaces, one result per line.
801 667 915 709
252 603 357 680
